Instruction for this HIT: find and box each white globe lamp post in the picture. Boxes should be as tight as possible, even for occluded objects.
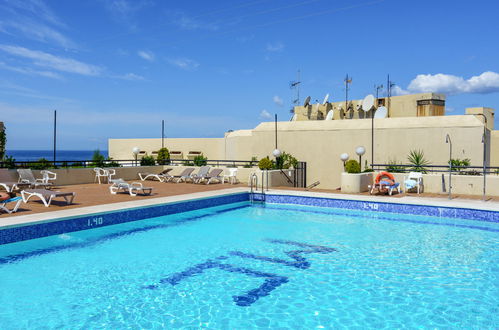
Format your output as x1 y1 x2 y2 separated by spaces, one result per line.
355 146 366 168
340 153 349 171
132 147 140 166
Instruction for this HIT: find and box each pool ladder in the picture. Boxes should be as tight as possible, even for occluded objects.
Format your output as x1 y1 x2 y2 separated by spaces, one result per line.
249 172 265 203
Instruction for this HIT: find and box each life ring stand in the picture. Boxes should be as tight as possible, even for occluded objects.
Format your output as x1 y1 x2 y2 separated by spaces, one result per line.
375 171 395 184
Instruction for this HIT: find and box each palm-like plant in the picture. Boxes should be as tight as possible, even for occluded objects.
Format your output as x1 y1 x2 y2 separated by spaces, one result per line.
407 149 430 173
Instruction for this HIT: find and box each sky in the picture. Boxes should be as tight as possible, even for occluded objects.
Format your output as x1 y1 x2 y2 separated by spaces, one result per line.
0 0 498 150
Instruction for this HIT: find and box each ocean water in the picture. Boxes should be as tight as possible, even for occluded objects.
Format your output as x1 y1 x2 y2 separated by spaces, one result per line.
0 202 497 328
6 150 108 162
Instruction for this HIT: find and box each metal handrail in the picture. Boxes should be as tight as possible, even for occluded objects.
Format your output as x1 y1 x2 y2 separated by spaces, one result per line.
0 158 261 169
371 164 499 174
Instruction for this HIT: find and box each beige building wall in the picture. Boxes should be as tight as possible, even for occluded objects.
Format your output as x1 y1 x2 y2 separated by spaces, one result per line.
491 131 499 167
294 93 446 121
109 115 497 192
108 138 225 160
223 115 487 190
465 107 495 130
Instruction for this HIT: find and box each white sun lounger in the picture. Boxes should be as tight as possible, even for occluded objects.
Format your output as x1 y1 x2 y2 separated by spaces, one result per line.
21 189 75 207
0 196 23 214
109 179 153 196
138 168 173 182
17 169 54 189
199 168 224 185
189 166 211 183
172 168 195 183
0 169 31 192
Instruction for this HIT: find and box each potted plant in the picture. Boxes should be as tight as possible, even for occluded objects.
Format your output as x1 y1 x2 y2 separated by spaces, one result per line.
341 159 373 193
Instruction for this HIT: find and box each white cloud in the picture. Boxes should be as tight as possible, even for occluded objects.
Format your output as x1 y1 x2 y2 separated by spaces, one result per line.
105 0 150 20
167 58 199 71
0 0 75 48
5 0 64 27
260 109 272 119
171 13 219 31
114 72 145 81
0 45 102 76
0 61 62 79
407 71 499 95
266 42 284 52
273 95 284 106
391 85 409 96
137 50 154 61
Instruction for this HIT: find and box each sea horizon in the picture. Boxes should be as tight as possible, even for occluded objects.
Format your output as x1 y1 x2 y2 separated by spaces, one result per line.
5 149 109 162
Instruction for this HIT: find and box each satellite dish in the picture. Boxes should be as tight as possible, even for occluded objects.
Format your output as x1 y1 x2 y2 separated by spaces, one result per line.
374 106 388 118
325 110 334 120
322 93 329 104
361 94 375 112
303 96 311 107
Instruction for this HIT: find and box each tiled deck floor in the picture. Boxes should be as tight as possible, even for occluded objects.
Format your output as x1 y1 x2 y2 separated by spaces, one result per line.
2 182 498 218
2 181 246 217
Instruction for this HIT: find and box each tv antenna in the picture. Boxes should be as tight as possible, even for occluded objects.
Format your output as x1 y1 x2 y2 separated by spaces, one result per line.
289 69 301 113
387 74 395 113
344 74 352 116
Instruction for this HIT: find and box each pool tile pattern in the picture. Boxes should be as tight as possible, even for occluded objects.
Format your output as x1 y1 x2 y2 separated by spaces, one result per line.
256 194 499 223
0 193 249 245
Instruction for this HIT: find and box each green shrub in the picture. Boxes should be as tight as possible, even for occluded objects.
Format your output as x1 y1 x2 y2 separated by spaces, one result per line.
258 156 274 170
140 155 156 166
363 160 373 172
244 156 258 168
193 155 208 167
407 149 430 173
385 159 405 173
105 158 121 167
156 148 170 165
31 158 51 170
182 160 194 166
2 155 16 169
0 125 6 160
345 159 361 173
91 149 106 167
449 158 470 173
276 151 298 169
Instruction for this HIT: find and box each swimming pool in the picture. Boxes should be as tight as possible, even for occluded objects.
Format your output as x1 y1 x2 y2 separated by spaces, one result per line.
0 195 497 328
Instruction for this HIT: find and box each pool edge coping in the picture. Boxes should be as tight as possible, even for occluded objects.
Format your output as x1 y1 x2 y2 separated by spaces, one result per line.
264 189 499 213
0 187 249 230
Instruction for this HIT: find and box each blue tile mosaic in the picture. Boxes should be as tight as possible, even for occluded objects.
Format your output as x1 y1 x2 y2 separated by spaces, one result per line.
145 239 336 307
229 238 337 270
254 193 499 223
0 193 250 245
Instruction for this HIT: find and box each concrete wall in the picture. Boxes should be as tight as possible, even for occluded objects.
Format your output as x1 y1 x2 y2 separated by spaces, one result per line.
491 131 499 167
108 138 225 161
225 115 489 190
294 93 446 120
387 172 499 197
1 165 262 186
108 115 498 195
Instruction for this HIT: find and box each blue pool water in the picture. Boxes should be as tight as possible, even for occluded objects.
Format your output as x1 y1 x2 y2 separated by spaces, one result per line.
0 202 497 328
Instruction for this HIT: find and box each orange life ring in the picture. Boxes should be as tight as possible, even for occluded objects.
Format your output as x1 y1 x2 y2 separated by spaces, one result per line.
375 171 395 184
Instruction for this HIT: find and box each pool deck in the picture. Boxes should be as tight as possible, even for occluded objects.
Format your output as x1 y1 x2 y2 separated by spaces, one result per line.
1 183 497 230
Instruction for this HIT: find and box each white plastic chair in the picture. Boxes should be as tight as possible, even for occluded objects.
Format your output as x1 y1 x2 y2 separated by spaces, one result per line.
94 168 108 184
106 169 116 182
223 168 238 184
404 172 423 194
40 170 57 184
